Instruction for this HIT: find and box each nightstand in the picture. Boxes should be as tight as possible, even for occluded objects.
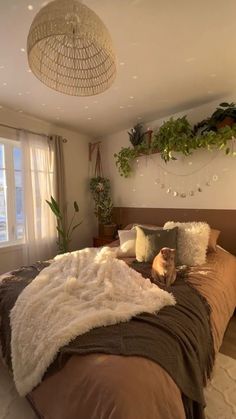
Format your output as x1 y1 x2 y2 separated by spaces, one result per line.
93 236 114 247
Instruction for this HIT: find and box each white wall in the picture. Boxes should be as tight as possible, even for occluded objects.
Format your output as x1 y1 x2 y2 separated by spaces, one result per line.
102 97 236 210
0 107 96 274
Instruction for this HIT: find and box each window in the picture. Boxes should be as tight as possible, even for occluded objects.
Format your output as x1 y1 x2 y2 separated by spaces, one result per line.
0 138 24 246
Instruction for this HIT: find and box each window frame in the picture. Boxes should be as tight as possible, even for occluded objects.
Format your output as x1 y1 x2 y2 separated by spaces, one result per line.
0 137 24 248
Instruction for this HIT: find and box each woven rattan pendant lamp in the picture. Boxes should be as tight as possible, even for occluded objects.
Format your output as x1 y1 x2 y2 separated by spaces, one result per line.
27 0 116 96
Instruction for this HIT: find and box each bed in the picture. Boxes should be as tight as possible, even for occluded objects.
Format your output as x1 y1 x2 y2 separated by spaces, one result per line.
0 207 236 419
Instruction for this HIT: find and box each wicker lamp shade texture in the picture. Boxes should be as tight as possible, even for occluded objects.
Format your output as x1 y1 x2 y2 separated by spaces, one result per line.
27 0 117 96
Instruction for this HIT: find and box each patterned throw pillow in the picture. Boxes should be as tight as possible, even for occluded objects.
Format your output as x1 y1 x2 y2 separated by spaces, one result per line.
135 225 178 263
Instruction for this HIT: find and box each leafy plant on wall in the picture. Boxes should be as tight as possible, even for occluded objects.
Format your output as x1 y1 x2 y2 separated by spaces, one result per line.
114 103 236 177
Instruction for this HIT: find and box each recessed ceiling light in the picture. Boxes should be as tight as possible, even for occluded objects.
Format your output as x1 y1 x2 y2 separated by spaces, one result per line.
28 5 34 10
84 105 89 109
27 69 32 73
119 105 124 109
88 116 92 120
41 103 46 106
132 75 138 79
129 96 134 99
119 62 125 66
18 110 23 113
20 48 26 53
2 82 7 86
0 65 4 70
18 92 22 96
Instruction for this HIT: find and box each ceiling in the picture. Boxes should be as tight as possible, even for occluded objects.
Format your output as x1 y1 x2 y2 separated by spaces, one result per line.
0 0 236 137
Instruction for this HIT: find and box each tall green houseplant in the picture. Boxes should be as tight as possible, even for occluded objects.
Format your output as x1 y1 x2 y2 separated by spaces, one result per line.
46 196 82 254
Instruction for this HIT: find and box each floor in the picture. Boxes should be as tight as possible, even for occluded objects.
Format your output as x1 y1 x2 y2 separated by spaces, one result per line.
220 315 236 359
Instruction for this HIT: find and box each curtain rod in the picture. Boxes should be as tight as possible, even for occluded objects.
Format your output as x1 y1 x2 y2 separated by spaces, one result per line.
0 122 67 143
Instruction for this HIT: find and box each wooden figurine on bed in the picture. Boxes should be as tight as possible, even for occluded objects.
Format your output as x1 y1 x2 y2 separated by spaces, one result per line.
152 247 177 287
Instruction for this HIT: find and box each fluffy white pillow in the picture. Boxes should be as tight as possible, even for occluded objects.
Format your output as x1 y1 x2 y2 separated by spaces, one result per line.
164 221 210 266
118 229 137 257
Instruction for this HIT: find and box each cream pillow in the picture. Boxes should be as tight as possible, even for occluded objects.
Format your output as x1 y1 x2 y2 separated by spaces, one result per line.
118 229 137 257
164 221 210 266
118 224 161 257
123 223 161 230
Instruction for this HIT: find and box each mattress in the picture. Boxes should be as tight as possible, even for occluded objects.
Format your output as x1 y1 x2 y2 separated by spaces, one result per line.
0 246 236 419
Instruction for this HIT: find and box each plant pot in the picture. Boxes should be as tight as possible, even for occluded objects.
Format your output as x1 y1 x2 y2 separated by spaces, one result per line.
216 116 235 129
100 223 117 238
98 223 104 236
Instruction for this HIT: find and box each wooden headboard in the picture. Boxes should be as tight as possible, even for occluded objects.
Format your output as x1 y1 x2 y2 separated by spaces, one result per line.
113 207 236 256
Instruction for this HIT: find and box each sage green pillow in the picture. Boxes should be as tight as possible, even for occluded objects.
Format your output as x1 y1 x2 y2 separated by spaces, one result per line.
135 225 178 263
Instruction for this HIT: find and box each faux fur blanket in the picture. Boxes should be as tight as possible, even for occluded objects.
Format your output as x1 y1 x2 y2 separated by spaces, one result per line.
10 247 175 396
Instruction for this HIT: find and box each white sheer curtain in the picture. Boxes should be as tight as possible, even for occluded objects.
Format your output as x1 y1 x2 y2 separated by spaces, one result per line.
20 131 57 264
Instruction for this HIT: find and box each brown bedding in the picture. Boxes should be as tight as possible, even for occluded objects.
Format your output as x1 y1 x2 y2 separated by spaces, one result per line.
1 247 236 419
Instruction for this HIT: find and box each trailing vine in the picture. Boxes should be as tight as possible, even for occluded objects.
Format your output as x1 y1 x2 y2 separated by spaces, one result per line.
114 142 151 177
114 110 236 177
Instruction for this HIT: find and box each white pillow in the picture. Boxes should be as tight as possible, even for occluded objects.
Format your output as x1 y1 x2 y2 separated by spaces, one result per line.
118 229 137 257
164 221 210 266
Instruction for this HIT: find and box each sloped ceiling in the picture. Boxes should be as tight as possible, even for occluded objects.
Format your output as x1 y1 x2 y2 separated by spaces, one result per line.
0 0 236 136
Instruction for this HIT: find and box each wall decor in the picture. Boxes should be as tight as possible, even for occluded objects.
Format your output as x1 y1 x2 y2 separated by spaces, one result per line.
151 155 221 198
114 105 236 178
129 150 229 200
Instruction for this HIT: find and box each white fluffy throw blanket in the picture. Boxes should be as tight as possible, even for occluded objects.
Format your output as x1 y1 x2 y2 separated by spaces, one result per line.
10 247 175 396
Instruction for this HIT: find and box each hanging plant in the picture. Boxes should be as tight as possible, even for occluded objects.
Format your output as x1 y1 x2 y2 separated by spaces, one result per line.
195 124 236 155
89 176 114 224
151 116 195 162
114 142 151 178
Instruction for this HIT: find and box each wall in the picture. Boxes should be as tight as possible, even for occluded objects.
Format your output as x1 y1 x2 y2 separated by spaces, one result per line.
102 97 236 210
0 107 96 274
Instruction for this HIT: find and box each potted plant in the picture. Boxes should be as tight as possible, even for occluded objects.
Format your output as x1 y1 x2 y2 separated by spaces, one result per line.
128 123 145 146
89 176 116 237
152 116 195 162
194 102 236 135
46 196 82 254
